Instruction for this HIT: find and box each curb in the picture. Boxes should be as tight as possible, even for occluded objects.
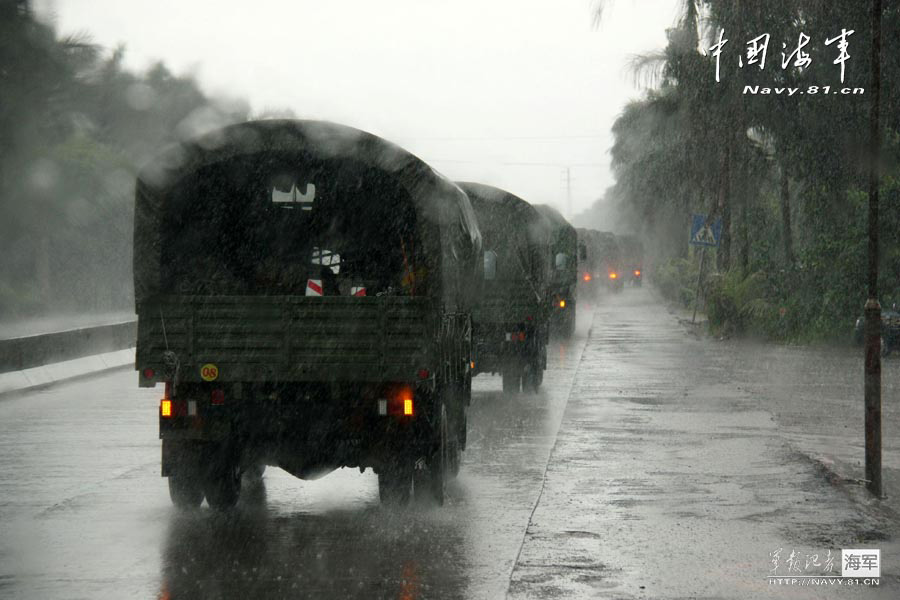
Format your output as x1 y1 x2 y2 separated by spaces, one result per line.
0 347 135 398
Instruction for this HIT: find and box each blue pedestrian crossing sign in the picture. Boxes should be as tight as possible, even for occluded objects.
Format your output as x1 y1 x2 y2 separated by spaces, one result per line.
690 214 723 247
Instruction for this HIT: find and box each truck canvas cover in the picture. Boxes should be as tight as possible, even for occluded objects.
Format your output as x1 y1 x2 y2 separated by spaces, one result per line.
457 182 550 324
133 120 482 383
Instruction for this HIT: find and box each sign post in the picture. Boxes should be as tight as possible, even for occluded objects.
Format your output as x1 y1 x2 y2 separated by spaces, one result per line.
864 0 883 498
689 214 723 324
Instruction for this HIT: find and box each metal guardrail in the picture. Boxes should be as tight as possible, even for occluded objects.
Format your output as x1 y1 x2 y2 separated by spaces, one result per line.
0 320 136 373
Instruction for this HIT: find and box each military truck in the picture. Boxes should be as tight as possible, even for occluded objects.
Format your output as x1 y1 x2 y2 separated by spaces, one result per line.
618 234 645 287
534 204 577 338
134 120 482 508
457 183 550 393
576 228 601 301
596 231 624 292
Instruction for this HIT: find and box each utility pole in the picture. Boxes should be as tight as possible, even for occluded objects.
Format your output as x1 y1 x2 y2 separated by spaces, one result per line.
864 0 883 498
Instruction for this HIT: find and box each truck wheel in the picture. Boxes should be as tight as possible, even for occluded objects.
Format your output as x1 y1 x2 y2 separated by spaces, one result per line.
378 463 413 505
420 404 452 505
447 403 463 479
242 463 266 491
168 475 203 508
564 313 576 339
203 463 241 510
523 361 543 393
502 367 521 394
454 408 467 467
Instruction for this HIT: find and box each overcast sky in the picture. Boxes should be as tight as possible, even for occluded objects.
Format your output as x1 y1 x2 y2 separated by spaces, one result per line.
37 0 679 218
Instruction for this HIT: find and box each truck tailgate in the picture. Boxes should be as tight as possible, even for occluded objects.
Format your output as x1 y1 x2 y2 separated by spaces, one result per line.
136 296 435 383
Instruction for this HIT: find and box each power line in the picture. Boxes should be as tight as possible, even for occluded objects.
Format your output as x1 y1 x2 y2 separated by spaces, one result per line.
403 134 608 142
430 159 607 167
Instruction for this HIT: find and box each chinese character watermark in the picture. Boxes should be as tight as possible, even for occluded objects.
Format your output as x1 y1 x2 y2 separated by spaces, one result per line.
824 28 855 83
767 548 880 585
781 33 812 70
709 28 729 83
711 29 858 84
740 33 770 70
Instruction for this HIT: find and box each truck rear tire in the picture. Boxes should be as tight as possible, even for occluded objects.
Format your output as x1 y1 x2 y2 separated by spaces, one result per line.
523 360 543 393
168 475 203 508
420 404 452 505
450 412 464 477
203 463 241 510
502 367 521 394
242 463 266 486
564 313 576 338
378 463 413 505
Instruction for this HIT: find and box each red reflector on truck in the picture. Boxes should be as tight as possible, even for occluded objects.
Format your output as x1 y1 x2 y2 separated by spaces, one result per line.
143 368 155 379
417 369 430 380
211 389 225 405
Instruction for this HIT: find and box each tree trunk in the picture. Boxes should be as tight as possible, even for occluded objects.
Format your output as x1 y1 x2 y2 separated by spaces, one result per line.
780 169 794 265
740 187 749 275
738 149 749 275
717 143 731 271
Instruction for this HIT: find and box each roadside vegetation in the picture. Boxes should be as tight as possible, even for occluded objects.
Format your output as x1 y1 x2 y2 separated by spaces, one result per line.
583 2 900 343
0 1 250 320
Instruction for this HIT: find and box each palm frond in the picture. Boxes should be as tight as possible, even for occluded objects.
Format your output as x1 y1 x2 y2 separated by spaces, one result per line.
625 50 668 89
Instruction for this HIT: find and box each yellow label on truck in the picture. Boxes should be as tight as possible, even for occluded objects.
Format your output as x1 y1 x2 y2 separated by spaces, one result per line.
200 363 219 381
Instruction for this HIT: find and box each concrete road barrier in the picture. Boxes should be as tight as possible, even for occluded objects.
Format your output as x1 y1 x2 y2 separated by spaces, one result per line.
0 321 137 397
0 320 136 374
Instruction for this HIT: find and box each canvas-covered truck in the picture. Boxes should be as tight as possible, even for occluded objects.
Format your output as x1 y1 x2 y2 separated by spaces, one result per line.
576 228 601 301
618 234 645 287
134 120 482 508
597 231 624 292
534 204 577 339
457 183 550 394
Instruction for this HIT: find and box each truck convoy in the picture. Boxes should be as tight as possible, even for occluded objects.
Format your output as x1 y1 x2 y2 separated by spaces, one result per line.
618 234 645 287
133 119 616 510
458 183 551 394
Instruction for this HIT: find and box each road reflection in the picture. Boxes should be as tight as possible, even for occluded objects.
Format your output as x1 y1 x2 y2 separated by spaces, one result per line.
157 333 586 600
159 482 468 600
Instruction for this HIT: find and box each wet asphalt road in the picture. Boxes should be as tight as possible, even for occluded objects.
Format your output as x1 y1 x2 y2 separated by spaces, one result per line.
1 288 898 599
509 290 900 599
0 305 590 599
